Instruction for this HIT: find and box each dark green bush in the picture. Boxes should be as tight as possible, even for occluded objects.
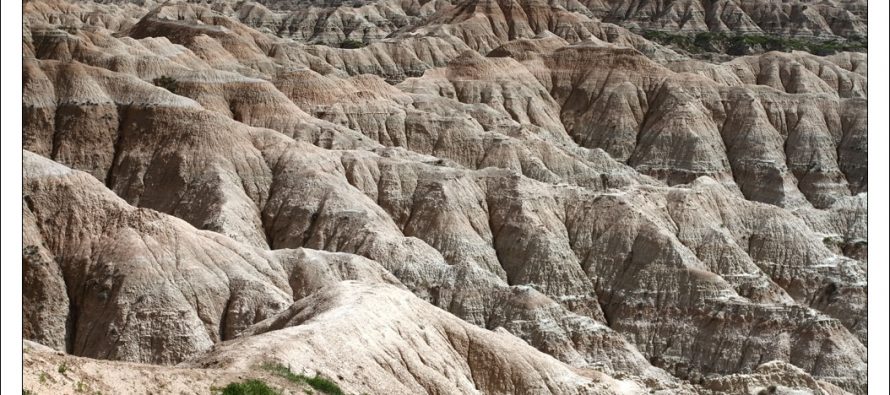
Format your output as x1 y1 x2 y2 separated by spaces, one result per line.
152 75 178 94
757 384 778 395
339 39 365 49
303 376 343 395
23 245 39 258
404 69 425 78
220 379 279 395
693 32 718 52
261 363 344 395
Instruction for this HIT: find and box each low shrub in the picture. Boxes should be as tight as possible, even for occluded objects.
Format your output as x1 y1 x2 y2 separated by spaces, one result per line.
339 39 365 49
219 379 279 395
152 75 179 94
757 384 778 395
304 376 343 395
261 363 344 395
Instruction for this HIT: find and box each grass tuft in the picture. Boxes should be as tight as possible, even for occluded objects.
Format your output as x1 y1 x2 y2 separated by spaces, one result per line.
261 363 344 395
339 39 366 49
303 376 343 395
219 379 279 395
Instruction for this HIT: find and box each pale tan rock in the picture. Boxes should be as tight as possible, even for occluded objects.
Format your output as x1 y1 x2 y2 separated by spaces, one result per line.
21 0 868 393
700 360 853 395
24 340 290 395
498 39 865 208
590 0 866 39
197 281 644 395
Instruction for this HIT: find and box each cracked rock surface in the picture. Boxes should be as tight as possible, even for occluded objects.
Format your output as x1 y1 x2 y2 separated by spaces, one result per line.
23 0 866 393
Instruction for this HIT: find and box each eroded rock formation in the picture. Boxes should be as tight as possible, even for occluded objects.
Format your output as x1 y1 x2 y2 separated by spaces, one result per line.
22 0 867 393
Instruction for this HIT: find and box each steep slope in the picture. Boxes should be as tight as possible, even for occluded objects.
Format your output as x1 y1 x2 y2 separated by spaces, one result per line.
22 0 868 393
490 38 866 208
23 152 651 394
24 150 398 362
590 0 867 39
197 281 641 395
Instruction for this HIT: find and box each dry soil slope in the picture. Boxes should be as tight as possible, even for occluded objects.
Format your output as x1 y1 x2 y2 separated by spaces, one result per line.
21 0 868 393
23 151 641 394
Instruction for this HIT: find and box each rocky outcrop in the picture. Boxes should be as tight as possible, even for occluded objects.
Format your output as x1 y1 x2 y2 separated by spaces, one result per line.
700 360 853 395
591 0 867 39
492 39 866 208
21 152 658 393
25 150 291 362
198 281 645 395
22 0 868 393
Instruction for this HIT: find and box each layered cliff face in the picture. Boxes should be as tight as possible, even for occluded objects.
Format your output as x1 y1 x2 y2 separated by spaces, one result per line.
22 0 867 394
591 0 867 38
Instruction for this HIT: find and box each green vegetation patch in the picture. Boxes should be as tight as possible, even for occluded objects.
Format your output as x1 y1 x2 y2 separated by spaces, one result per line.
152 75 179 94
640 30 867 56
757 384 778 395
262 363 344 395
339 39 366 49
219 379 279 395
302 376 343 395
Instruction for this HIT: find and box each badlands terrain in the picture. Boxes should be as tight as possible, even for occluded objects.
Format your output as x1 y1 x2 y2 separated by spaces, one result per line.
22 0 867 393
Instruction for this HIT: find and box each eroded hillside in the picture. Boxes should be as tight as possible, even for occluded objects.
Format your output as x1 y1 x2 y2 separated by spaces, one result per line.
22 0 867 394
